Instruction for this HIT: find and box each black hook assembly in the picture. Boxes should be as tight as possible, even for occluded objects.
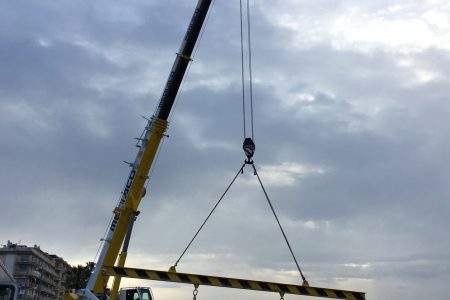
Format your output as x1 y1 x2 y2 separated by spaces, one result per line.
243 137 255 164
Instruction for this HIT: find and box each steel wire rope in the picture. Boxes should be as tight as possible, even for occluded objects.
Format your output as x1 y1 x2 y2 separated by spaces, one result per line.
173 163 245 268
239 1 307 283
246 0 255 141
240 0 247 140
251 163 308 283
240 0 255 141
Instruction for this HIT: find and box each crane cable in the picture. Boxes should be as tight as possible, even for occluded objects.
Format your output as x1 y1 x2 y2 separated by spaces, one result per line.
172 164 245 268
240 0 246 140
240 0 255 141
240 0 308 284
246 0 255 141
171 162 308 284
173 0 308 285
252 164 308 284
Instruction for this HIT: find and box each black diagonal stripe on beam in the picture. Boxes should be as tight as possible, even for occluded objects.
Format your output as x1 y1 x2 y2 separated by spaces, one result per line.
103 266 365 300
299 286 310 295
316 288 327 297
156 271 170 281
278 284 289 294
258 282 271 291
197 275 211 285
218 277 232 287
238 280 250 289
334 290 346 299
135 269 149 279
112 267 127 276
177 273 191 283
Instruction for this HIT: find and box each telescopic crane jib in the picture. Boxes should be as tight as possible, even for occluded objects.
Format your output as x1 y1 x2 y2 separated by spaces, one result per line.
66 1 213 299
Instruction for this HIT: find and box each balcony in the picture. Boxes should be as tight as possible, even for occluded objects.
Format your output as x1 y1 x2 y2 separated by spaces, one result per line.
38 285 56 296
15 260 32 265
13 269 35 277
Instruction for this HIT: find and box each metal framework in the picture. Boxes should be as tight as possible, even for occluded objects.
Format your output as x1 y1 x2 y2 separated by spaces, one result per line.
81 0 214 297
103 267 366 300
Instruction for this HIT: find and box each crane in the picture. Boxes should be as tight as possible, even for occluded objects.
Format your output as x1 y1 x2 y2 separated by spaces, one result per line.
64 1 213 299
64 1 366 299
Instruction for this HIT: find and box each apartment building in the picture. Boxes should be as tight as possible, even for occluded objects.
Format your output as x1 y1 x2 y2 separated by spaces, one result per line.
0 241 70 300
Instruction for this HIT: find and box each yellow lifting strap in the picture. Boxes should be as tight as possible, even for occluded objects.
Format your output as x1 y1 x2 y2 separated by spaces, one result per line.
103 266 365 300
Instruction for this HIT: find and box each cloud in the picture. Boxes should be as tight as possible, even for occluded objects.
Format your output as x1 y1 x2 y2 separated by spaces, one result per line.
1 1 450 300
256 162 326 186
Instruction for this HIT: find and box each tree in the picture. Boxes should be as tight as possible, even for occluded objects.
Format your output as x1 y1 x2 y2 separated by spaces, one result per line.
66 262 95 290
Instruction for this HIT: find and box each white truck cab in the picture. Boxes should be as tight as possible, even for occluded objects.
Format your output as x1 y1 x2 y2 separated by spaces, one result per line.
0 282 17 300
0 261 17 300
118 287 153 300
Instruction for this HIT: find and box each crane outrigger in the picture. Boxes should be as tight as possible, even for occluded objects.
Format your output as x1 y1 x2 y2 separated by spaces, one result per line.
64 1 365 299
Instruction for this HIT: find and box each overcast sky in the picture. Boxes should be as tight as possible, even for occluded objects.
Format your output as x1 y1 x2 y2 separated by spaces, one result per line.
1 0 450 299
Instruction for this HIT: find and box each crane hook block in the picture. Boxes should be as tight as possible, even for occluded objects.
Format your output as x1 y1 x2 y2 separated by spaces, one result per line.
243 138 255 164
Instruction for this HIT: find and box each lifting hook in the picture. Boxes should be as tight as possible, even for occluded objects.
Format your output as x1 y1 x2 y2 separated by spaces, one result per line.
243 137 255 164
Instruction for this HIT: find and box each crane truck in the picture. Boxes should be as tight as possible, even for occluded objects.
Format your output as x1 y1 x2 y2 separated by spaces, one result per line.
64 0 213 299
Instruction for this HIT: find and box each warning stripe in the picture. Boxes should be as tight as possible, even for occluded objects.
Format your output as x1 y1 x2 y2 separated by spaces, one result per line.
103 266 365 300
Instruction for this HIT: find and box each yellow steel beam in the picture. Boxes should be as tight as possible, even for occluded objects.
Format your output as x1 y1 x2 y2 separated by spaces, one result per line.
103 266 365 300
109 251 128 300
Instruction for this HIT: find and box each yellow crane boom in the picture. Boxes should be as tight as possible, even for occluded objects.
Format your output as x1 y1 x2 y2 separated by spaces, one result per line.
80 1 214 298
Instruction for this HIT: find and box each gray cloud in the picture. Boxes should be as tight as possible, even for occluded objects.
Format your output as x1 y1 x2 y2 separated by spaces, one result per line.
1 0 450 299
